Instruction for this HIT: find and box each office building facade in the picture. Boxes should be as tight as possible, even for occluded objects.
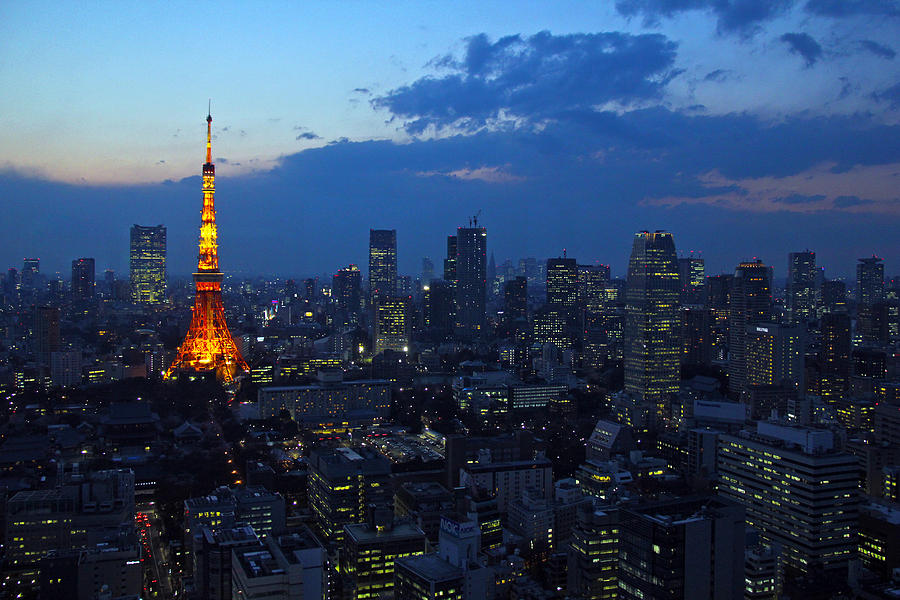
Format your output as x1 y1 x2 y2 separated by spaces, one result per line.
130 224 167 303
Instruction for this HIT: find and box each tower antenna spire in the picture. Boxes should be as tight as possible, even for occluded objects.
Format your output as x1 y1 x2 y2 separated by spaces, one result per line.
206 101 213 164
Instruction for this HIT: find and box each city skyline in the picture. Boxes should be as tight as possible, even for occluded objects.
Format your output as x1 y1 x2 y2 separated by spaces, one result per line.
1 2 899 276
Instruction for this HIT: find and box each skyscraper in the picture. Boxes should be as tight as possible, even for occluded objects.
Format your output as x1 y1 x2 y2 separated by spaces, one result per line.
857 255 885 306
368 229 397 300
333 264 362 327
546 256 578 322
727 260 772 398
745 322 805 392
165 111 249 383
857 256 885 342
818 312 851 403
421 257 434 284
21 258 39 291
130 224 167 303
717 423 859 582
454 223 487 339
504 276 528 322
374 296 410 354
443 236 457 284
786 251 816 323
677 255 705 305
71 258 95 300
624 231 681 422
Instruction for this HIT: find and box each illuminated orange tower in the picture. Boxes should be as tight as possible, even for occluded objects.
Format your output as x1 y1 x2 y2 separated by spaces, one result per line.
165 111 249 383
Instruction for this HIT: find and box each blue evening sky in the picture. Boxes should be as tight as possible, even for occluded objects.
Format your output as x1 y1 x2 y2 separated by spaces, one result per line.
1 1 898 279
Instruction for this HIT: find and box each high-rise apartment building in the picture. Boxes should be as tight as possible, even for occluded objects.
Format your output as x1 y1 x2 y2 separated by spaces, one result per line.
369 229 397 300
129 224 167 303
454 225 487 339
727 260 772 398
623 231 681 422
786 251 816 323
71 258 95 300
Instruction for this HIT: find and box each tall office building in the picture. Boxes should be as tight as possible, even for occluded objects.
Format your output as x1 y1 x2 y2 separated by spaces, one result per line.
857 256 885 342
504 276 528 322
717 423 859 581
617 497 745 600
421 257 434 284
454 224 487 339
821 279 848 313
818 312 852 403
623 231 681 422
745 322 805 392
567 508 620 600
786 251 816 323
727 260 772 398
546 256 578 321
333 264 362 326
423 280 454 337
33 305 60 366
374 296 410 354
341 508 428 600
369 229 397 300
578 263 609 315
71 258 95 300
130 224 167 303
857 255 884 306
444 236 457 283
307 447 392 546
677 255 705 304
21 258 39 291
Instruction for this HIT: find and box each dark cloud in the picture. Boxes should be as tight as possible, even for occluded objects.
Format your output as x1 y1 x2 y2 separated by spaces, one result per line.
296 132 322 140
353 88 371 94
859 39 896 59
773 193 826 204
615 0 794 35
373 31 679 134
703 68 730 81
834 195 874 207
871 81 900 107
804 0 900 17
780 32 823 66
3 107 899 278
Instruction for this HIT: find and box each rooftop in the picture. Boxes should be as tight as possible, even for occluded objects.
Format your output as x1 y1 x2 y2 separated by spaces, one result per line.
397 553 463 582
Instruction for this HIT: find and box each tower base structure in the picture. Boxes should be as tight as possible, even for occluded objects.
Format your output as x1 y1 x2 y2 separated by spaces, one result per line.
165 271 248 384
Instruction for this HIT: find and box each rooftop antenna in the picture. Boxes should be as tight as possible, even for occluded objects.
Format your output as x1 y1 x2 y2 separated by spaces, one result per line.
473 209 482 228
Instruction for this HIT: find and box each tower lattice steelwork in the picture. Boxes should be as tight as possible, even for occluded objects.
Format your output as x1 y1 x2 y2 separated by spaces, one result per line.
165 111 249 383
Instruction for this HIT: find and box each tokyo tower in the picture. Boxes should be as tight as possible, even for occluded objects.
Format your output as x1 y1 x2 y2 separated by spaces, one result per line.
164 111 249 383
